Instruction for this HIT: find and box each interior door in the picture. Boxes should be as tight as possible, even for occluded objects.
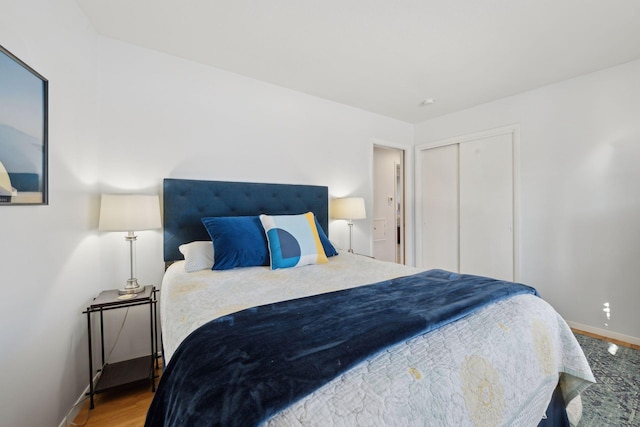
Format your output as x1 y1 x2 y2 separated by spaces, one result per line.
418 127 517 281
420 144 459 272
459 134 514 281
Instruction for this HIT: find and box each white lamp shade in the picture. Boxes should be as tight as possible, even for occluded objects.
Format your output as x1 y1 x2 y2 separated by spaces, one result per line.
99 194 162 232
331 197 366 220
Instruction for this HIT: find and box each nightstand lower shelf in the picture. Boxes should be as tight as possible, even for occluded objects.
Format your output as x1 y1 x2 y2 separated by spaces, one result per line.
84 285 158 409
95 355 154 393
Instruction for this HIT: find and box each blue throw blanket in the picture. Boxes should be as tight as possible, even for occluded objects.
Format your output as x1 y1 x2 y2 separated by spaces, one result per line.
145 269 538 427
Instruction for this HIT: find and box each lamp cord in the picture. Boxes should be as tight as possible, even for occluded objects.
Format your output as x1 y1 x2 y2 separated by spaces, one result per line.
105 306 130 365
65 307 130 426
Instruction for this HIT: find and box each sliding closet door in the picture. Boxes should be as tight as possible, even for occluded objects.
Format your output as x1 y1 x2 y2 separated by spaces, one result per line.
459 134 513 281
420 144 459 272
417 126 518 282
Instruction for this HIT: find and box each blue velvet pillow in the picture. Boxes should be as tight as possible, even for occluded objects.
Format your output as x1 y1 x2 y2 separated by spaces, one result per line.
314 216 338 257
201 216 269 270
260 212 328 270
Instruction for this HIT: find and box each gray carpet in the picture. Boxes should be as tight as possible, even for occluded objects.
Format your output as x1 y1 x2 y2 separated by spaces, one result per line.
574 333 640 426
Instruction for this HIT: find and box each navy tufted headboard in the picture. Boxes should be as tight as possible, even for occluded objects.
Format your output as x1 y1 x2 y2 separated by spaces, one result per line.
163 179 330 262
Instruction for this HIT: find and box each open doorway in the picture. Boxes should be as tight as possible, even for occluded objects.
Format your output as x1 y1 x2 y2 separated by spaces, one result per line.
373 145 405 264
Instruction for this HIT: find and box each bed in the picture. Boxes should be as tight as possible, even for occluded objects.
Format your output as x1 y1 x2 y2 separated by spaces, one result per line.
146 178 595 427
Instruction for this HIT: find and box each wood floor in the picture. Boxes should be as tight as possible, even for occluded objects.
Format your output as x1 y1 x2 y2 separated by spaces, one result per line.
72 363 162 427
72 330 638 427
572 328 640 351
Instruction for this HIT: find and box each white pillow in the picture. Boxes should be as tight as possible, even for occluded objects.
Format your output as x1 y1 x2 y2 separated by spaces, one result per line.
178 241 214 272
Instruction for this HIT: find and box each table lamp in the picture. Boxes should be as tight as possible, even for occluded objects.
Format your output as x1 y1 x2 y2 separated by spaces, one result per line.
99 194 161 294
330 197 366 253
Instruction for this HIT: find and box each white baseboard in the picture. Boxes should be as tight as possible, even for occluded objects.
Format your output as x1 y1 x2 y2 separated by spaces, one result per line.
568 321 640 346
58 382 92 427
58 352 163 427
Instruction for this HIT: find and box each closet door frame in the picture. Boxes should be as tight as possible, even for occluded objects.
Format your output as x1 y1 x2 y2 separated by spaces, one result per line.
414 124 521 281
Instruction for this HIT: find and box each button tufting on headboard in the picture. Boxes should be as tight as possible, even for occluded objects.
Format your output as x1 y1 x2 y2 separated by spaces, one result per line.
163 179 329 262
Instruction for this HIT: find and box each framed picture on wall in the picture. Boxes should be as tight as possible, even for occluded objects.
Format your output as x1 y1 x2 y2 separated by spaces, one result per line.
0 44 48 205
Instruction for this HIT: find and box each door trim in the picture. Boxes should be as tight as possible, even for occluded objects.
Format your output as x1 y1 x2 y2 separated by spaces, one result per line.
415 125 520 280
370 139 414 266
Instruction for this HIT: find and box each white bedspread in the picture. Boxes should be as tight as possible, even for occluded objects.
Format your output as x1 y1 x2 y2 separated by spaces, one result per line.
160 252 595 426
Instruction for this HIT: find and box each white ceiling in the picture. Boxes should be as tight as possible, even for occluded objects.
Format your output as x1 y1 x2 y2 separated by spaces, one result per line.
74 0 640 124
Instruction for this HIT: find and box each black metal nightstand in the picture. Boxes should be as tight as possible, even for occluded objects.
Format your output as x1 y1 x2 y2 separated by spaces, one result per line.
83 285 159 409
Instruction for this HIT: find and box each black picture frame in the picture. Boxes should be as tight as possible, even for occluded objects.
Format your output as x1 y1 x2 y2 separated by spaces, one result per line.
0 44 48 205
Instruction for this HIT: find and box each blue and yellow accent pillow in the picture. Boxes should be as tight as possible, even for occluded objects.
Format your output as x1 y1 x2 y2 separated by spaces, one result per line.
260 212 329 270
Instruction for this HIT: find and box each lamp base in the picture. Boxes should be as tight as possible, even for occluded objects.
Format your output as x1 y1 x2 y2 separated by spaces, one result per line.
118 287 141 295
118 278 141 295
347 221 354 254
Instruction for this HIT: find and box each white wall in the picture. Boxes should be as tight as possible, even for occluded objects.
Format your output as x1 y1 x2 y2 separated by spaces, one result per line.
0 0 101 426
95 36 412 271
1 2 413 424
415 59 640 344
